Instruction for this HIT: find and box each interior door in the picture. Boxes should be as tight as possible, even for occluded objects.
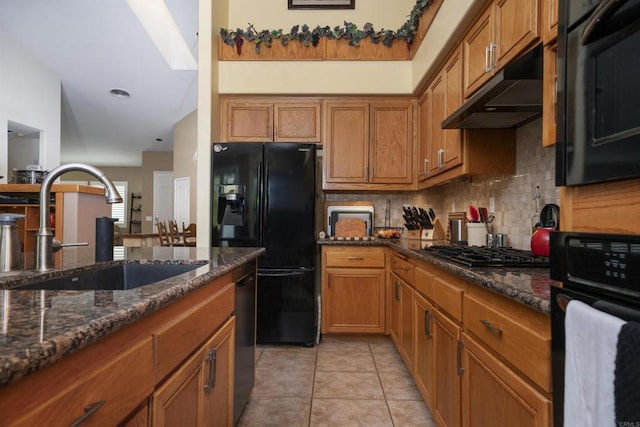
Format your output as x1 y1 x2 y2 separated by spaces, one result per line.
174 177 190 227
154 171 174 223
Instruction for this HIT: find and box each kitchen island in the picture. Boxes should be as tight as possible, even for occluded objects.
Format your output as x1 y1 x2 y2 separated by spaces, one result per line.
0 245 264 426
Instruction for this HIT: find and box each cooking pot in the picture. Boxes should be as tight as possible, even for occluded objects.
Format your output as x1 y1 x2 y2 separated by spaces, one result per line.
539 203 559 230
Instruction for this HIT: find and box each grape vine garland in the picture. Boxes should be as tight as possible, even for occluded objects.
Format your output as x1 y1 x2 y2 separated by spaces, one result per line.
220 0 436 54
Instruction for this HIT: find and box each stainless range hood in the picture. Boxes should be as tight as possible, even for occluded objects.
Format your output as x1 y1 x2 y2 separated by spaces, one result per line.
442 43 543 129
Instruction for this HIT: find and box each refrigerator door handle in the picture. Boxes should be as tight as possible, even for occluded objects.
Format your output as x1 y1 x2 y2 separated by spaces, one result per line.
263 161 270 246
257 160 263 246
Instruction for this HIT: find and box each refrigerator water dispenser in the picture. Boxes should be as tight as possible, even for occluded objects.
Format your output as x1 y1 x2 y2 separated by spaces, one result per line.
218 184 246 226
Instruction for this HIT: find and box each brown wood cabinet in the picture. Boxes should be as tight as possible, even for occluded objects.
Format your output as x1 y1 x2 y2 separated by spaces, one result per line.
323 99 415 191
414 291 436 410
221 97 321 142
428 47 463 177
420 129 517 188
462 334 551 427
152 317 235 427
463 0 540 97
433 309 463 427
390 272 415 369
542 0 558 44
321 246 386 334
542 43 557 147
5 337 154 427
386 250 552 427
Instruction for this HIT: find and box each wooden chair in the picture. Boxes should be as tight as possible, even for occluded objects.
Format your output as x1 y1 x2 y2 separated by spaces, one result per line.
168 220 185 246
156 221 171 247
182 222 197 246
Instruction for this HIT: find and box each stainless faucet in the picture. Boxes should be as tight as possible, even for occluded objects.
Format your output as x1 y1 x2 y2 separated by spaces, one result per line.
36 163 123 271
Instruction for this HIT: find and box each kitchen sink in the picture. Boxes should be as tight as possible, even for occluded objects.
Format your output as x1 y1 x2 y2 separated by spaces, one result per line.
19 263 205 291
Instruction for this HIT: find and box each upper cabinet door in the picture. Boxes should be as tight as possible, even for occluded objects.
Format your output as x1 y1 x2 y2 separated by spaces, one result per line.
369 103 414 184
274 102 321 142
494 0 539 67
542 0 558 44
417 91 431 183
464 0 540 98
443 46 463 170
463 6 494 97
323 101 370 185
222 100 273 142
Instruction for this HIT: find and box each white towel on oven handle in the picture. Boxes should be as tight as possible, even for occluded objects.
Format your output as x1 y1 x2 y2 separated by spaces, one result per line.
564 300 625 427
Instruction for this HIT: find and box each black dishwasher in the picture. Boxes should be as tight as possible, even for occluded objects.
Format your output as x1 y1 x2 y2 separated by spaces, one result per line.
234 268 256 424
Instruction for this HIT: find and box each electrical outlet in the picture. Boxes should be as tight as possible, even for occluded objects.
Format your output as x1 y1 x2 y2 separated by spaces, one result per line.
489 197 495 213
145 216 153 221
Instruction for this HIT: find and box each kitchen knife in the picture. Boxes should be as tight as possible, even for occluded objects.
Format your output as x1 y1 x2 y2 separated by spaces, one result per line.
428 208 436 221
419 208 433 229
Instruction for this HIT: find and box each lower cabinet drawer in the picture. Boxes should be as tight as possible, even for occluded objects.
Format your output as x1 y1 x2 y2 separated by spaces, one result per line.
13 337 154 426
463 294 551 392
391 254 415 284
325 247 386 268
155 282 235 380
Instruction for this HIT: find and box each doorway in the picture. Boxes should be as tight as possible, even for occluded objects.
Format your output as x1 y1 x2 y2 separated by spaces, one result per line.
153 171 174 224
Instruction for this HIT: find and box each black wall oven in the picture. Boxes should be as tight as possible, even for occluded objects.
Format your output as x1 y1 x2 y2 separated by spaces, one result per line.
556 0 640 186
550 232 640 427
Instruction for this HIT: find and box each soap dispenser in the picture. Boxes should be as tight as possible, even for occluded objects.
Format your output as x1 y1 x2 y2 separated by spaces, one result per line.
0 214 25 272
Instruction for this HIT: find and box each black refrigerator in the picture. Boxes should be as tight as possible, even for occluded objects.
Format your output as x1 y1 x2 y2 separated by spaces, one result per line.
211 142 317 346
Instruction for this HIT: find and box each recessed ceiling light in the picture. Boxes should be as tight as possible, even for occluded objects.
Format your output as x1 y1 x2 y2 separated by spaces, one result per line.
110 88 131 98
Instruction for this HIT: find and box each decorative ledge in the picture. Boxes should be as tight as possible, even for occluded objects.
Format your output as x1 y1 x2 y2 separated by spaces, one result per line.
218 0 442 61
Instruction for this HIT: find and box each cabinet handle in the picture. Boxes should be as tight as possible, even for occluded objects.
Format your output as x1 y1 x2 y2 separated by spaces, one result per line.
424 158 429 174
457 340 464 376
70 401 106 427
395 282 401 301
437 149 444 169
424 309 433 339
480 319 503 336
347 256 365 261
204 348 217 393
489 42 496 70
485 44 492 72
401 266 410 272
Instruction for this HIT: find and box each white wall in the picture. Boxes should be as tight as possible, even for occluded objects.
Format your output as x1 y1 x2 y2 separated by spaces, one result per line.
0 31 61 182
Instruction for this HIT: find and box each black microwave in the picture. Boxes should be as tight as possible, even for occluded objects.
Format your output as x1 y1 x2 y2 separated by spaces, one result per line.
556 0 640 186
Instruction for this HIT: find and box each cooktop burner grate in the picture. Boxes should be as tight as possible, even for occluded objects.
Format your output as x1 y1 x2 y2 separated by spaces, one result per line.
422 245 549 267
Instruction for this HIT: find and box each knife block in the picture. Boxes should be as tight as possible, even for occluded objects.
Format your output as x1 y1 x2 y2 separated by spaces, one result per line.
421 218 446 241
405 229 422 239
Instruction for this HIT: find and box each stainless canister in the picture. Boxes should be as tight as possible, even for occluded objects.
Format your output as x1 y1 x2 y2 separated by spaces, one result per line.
486 233 507 247
449 219 467 243
0 214 25 272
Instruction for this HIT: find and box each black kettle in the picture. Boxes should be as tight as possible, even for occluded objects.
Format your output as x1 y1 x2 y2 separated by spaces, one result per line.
539 203 560 230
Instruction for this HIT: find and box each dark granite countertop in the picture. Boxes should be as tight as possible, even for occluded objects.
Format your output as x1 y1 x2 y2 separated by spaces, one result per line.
0 246 264 387
318 238 558 315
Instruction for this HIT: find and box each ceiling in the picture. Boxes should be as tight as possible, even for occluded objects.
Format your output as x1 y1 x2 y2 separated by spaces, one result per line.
0 0 198 167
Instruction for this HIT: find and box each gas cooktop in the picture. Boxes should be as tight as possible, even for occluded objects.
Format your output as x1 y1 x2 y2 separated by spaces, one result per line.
422 245 549 268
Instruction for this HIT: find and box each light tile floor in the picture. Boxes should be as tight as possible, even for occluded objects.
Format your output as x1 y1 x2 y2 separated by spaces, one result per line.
237 335 437 427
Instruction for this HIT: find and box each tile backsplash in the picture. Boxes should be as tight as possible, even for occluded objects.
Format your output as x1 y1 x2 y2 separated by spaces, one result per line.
323 118 560 250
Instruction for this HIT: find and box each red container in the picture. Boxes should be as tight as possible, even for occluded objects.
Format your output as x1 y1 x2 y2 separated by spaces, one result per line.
530 227 554 257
